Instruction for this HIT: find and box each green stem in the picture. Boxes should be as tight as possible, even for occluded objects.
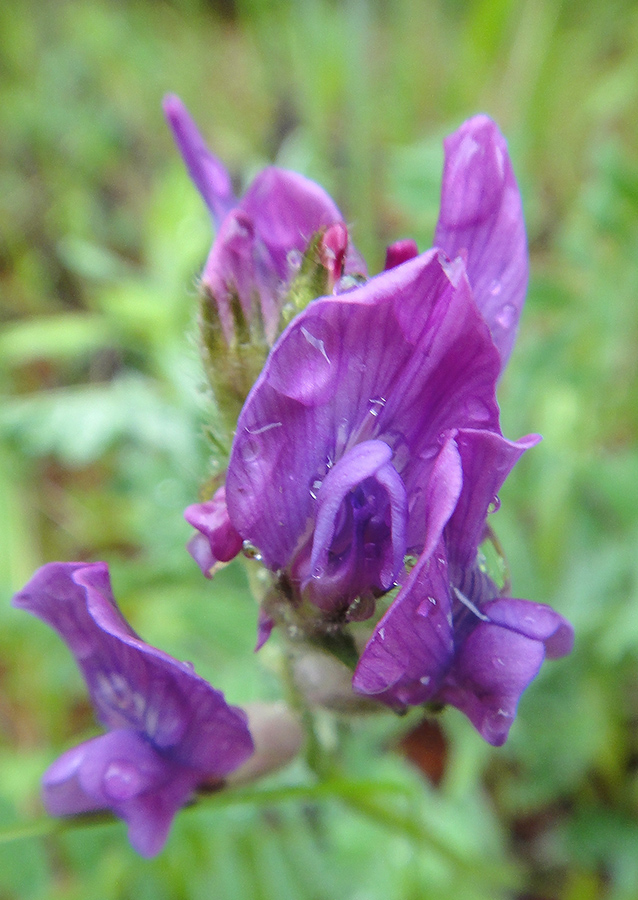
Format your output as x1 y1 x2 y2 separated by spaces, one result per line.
0 779 520 891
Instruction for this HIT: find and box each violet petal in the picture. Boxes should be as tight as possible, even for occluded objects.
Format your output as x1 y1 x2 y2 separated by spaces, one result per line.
438 598 573 746
163 94 236 228
352 544 454 705
434 115 528 368
184 487 243 577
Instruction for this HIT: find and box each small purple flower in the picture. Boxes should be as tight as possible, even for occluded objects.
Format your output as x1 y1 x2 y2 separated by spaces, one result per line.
184 486 243 578
351 430 574 745
13 562 253 856
163 94 365 346
188 114 572 744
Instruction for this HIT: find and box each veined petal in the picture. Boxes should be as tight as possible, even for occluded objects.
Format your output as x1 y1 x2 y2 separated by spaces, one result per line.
437 598 573 746
445 429 540 574
13 562 253 775
44 730 197 857
435 115 527 368
311 440 393 575
406 433 463 555
227 251 501 571
353 543 454 705
163 94 236 228
302 440 408 612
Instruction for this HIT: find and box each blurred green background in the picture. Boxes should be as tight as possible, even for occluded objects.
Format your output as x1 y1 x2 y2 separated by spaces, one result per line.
2 0 638 897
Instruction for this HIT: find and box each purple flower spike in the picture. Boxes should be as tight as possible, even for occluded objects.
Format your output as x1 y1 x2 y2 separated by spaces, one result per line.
13 562 253 856
164 95 365 345
435 115 528 368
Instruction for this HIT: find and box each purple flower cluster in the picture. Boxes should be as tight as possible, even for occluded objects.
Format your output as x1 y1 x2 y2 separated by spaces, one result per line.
13 563 253 856
12 98 574 860
176 103 573 745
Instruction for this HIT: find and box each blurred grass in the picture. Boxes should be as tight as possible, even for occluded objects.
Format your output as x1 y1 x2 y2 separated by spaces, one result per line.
2 0 638 897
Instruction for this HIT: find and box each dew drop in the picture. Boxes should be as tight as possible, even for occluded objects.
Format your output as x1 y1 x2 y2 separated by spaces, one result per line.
419 675 431 686
104 761 143 802
286 248 303 272
309 478 323 500
488 495 501 514
242 540 262 562
266 316 337 406
245 421 282 436
334 273 366 294
465 397 493 424
336 418 350 451
301 326 330 363
240 437 260 464
495 303 516 330
368 396 386 418
488 278 502 296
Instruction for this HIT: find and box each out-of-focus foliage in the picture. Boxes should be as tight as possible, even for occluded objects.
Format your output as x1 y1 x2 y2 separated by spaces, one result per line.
2 0 638 897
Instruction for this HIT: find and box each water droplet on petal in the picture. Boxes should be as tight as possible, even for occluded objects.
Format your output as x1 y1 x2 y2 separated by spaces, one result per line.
287 248 303 272
240 436 261 464
266 316 338 406
419 675 431 686
103 760 144 802
242 540 263 562
495 303 516 330
301 326 330 363
489 278 502 296
309 478 323 500
368 396 386 418
488 495 501 514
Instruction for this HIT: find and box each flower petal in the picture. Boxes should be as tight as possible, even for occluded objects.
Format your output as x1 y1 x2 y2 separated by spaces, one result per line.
353 543 454 705
163 94 236 228
437 598 573 746
184 486 243 577
13 562 254 775
445 429 540 574
384 239 419 270
44 730 197 857
435 115 528 367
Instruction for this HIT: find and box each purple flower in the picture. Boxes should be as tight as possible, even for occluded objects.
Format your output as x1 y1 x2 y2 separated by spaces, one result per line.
351 430 574 745
163 94 365 346
190 114 572 744
13 562 253 856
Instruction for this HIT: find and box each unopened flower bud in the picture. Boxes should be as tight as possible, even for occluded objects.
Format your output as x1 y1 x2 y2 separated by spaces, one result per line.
227 702 304 784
